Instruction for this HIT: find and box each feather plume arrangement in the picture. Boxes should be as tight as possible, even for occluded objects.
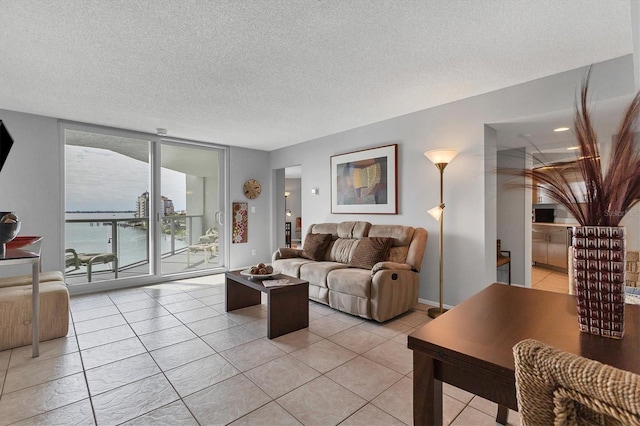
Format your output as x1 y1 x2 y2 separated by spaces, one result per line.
513 71 640 227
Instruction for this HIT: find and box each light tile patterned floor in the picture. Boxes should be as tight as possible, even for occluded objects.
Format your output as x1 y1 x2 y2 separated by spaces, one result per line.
531 266 569 294
0 275 521 425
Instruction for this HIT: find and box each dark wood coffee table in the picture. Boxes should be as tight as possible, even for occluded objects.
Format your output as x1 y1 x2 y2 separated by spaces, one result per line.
225 270 309 339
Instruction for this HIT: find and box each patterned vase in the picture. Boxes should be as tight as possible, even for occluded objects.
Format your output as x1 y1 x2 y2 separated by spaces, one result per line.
572 226 626 339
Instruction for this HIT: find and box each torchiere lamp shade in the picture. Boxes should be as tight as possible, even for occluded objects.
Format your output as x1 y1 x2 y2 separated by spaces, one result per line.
424 149 458 165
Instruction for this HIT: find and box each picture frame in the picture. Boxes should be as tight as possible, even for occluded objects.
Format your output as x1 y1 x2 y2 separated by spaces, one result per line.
232 202 248 243
331 144 398 214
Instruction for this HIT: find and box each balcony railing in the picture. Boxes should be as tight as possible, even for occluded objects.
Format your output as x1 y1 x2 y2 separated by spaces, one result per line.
65 214 205 275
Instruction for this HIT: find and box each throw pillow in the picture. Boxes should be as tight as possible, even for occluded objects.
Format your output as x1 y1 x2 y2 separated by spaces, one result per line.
301 233 333 261
349 237 393 269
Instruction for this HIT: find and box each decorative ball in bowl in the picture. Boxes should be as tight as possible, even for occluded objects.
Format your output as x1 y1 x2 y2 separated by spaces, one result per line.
0 212 20 255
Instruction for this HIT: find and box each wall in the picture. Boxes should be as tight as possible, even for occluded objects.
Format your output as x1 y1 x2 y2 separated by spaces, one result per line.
496 148 527 285
269 55 636 307
0 57 635 300
0 109 61 275
228 146 272 269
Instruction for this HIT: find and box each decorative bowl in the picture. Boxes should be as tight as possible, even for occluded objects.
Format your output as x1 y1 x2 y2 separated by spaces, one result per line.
240 269 281 279
0 221 21 255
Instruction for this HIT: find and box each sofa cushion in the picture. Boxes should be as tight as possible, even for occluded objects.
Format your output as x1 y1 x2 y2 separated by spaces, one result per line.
0 280 69 351
369 225 414 246
327 268 372 298
337 221 371 239
369 225 415 265
330 238 359 264
276 247 300 259
0 271 65 289
300 262 348 288
349 237 393 269
273 257 315 278
309 223 339 238
301 233 333 261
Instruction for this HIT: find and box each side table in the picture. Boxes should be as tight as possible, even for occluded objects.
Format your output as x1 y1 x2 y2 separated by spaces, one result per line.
1 236 43 357
225 270 309 339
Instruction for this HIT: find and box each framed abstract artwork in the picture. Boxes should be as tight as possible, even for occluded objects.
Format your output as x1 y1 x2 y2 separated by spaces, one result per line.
232 202 248 243
331 144 398 214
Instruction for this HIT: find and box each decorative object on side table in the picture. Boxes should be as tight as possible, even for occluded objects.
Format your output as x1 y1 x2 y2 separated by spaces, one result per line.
0 212 20 256
516 70 640 338
240 262 279 278
424 148 458 318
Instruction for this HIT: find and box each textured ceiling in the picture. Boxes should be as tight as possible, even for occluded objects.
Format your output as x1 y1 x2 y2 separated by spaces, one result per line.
0 0 634 151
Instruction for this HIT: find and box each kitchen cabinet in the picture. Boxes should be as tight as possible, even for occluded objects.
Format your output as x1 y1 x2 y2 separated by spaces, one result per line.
532 161 586 204
532 224 571 271
532 182 555 205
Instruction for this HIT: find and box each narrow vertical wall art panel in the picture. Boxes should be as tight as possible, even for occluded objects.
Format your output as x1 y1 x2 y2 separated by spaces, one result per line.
232 202 248 243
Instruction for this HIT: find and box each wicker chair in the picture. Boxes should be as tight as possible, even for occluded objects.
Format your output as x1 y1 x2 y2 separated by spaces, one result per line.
513 339 640 425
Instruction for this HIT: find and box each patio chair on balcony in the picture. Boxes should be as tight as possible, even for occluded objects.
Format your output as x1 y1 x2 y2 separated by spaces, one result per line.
198 228 219 244
65 248 118 282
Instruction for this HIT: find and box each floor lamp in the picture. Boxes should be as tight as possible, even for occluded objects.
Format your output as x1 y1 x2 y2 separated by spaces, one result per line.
424 149 458 319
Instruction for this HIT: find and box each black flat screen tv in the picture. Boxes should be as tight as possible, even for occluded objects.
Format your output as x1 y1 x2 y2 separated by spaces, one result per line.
0 120 14 172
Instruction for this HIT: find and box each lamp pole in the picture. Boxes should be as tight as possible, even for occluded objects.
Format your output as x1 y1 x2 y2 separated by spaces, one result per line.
429 163 447 318
424 149 458 319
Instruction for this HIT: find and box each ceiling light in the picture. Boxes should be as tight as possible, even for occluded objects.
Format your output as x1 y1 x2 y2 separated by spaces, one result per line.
156 128 167 136
554 127 570 132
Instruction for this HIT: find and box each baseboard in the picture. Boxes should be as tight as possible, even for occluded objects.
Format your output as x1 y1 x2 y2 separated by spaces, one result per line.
418 297 453 311
417 283 527 311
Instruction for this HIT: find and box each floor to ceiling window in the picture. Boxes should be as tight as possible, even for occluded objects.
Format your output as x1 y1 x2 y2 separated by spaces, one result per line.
159 142 223 274
63 125 227 288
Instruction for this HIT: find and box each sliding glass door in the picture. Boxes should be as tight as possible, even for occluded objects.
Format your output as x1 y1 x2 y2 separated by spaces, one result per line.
159 142 223 274
64 125 226 287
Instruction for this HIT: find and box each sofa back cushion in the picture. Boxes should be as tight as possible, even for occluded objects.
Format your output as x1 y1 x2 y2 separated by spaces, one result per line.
369 225 414 263
349 237 393 269
309 223 339 238
331 239 359 263
301 233 333 261
302 222 427 271
337 221 371 239
307 222 371 262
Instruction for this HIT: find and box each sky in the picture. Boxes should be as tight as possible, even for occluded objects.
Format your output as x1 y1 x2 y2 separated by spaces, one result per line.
65 145 186 212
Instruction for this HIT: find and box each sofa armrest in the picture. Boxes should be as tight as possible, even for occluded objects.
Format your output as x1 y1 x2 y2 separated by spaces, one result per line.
371 261 414 276
272 247 302 262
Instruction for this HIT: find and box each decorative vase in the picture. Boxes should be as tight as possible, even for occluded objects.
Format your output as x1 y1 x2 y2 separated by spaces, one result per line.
572 226 625 339
0 221 21 256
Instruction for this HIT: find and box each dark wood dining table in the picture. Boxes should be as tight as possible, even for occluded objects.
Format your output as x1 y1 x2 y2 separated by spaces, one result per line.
408 283 640 425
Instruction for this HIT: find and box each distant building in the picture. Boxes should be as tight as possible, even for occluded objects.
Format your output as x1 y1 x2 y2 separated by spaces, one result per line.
136 191 149 218
135 191 174 217
162 196 175 215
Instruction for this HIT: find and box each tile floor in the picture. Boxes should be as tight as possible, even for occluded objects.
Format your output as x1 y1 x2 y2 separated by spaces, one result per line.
531 266 569 294
0 275 521 426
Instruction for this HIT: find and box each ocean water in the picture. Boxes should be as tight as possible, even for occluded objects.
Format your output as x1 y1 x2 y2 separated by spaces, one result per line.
66 213 188 269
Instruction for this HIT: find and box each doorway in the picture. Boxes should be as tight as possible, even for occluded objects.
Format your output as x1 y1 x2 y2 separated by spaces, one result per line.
285 165 302 248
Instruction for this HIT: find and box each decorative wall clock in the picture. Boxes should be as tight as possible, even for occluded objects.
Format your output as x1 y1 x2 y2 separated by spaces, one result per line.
243 179 262 199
